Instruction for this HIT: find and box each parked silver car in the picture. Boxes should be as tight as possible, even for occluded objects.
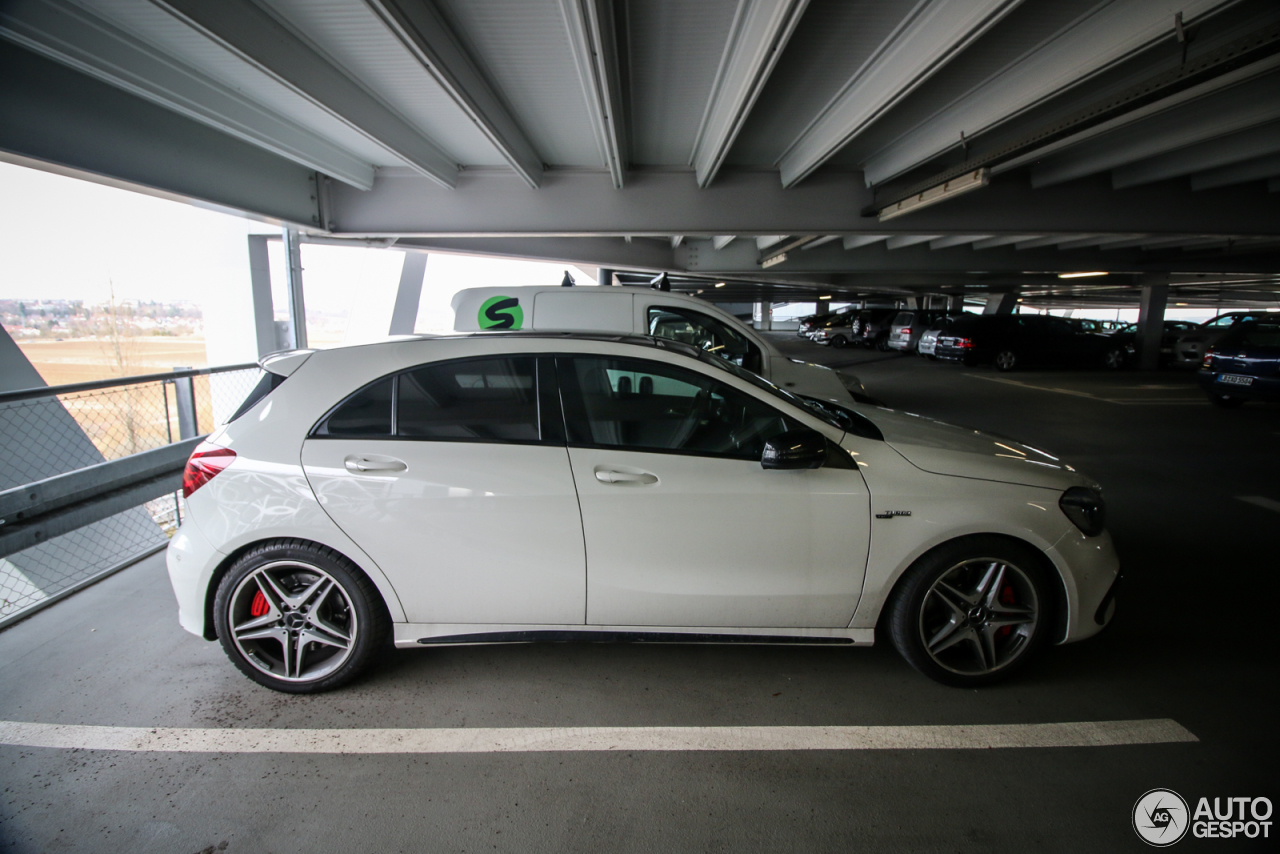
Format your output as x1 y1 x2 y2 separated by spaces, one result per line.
887 311 946 352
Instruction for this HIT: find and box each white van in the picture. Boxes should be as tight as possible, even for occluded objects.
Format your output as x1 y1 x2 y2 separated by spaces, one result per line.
451 286 868 404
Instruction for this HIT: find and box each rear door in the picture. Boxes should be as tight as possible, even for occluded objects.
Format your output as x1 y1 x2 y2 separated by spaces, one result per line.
301 355 586 625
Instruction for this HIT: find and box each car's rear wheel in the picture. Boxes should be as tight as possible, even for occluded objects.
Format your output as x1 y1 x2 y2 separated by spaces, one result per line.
214 541 389 694
830 334 847 348
1103 348 1126 370
1208 393 1246 409
887 537 1054 687
993 349 1019 371
875 335 891 352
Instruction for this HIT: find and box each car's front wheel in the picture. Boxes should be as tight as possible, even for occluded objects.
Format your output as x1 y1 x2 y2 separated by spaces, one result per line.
830 334 847 348
1103 348 1126 370
213 540 389 693
886 537 1055 687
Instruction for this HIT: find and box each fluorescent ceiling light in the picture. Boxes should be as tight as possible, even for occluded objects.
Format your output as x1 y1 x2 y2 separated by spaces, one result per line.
818 295 832 300
714 282 726 288
1058 271 1109 278
761 252 788 269
879 168 989 222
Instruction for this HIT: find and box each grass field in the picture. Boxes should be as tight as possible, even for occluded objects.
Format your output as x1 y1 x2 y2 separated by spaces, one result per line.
16 337 209 387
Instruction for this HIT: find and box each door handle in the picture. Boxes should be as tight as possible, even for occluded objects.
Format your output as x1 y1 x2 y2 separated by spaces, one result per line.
594 468 658 485
344 455 407 473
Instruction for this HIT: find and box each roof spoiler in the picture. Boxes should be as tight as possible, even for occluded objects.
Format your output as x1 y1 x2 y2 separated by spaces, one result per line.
259 349 315 377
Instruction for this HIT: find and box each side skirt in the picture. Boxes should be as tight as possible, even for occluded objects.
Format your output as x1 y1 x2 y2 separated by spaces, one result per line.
396 624 874 649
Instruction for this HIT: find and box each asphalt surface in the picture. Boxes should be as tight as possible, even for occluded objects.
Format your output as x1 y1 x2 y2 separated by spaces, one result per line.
2 333 1276 853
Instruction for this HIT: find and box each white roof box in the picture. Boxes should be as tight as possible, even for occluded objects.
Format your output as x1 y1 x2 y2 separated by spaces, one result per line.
452 287 633 334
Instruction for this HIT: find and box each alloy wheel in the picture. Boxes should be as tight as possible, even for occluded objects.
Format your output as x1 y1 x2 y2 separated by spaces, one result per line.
918 558 1039 676
227 560 358 682
994 350 1018 371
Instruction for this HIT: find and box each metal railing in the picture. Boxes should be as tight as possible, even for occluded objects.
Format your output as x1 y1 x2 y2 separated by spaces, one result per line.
0 363 260 628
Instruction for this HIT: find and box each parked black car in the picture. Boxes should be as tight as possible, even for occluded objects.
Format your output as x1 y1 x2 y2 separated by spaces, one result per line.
852 309 900 350
796 306 854 338
1104 320 1198 369
934 314 1114 371
1198 320 1280 408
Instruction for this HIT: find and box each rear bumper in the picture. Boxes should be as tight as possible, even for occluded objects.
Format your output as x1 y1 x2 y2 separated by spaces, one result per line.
1197 371 1280 400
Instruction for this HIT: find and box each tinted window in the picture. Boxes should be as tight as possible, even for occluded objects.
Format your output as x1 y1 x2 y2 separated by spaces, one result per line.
1221 322 1280 349
560 356 798 460
398 356 539 442
317 378 393 436
647 307 762 372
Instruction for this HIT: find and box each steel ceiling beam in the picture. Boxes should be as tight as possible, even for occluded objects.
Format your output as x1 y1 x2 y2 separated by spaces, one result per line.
0 42 321 228
691 0 809 188
842 235 889 249
1191 152 1280 190
559 0 628 188
0 0 375 190
149 0 458 188
778 0 1022 188
1112 120 1280 188
324 169 1280 237
1029 63 1280 187
929 235 990 249
863 0 1232 186
363 0 544 187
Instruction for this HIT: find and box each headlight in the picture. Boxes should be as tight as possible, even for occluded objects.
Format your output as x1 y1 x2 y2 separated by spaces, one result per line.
1059 487 1105 536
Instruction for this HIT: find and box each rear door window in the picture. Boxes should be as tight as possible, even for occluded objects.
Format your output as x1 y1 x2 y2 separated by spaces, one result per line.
397 356 539 442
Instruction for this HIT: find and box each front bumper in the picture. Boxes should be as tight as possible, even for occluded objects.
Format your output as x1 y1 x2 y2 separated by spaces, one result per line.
1047 526 1121 643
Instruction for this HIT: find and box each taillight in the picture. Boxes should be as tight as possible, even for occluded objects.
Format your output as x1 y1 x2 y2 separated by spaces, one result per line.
957 337 974 349
1202 351 1215 369
900 327 912 335
182 441 236 498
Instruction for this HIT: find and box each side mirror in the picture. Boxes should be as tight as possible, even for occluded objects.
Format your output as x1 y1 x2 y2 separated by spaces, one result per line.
761 429 827 470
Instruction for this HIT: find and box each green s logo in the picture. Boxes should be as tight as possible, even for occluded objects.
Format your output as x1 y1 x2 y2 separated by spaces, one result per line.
478 295 523 330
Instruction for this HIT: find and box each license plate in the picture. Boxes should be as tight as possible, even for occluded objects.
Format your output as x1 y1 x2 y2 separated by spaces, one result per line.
1218 374 1254 386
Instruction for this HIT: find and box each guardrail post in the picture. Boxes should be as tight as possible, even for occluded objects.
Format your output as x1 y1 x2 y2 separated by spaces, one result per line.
172 367 198 440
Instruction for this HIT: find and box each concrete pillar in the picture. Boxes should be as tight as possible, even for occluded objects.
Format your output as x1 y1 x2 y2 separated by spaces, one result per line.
947 294 964 313
1136 277 1170 371
983 292 1018 315
597 268 616 287
389 252 428 335
753 301 773 331
283 228 307 349
246 235 281 357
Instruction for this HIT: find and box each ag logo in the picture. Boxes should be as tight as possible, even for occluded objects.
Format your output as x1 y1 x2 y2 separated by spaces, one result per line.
1134 789 1190 846
477 295 523 330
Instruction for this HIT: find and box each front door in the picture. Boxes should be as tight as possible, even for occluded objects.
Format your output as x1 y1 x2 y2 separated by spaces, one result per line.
301 355 585 625
557 354 870 628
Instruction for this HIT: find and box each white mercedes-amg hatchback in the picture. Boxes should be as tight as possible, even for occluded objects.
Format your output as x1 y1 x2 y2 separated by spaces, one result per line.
168 334 1119 693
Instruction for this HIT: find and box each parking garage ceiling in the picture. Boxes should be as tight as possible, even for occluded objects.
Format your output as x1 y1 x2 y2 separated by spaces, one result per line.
2 0 1279 302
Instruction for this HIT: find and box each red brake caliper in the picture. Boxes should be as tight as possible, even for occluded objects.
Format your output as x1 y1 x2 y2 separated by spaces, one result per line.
999 586 1016 637
250 590 270 617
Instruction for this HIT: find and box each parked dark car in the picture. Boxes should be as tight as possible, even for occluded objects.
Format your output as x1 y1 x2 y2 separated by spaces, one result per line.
851 309 900 350
934 314 1114 371
796 306 855 338
1173 311 1278 368
1104 320 1198 369
1198 320 1280 408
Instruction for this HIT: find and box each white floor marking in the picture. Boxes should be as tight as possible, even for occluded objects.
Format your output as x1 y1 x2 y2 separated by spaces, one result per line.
0 719 1196 754
963 374 1205 404
1238 495 1280 514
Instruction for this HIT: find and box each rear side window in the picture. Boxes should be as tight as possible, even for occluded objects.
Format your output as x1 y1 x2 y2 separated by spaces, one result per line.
893 312 912 325
226 371 284 423
1221 322 1280 349
398 356 538 442
316 378 393 436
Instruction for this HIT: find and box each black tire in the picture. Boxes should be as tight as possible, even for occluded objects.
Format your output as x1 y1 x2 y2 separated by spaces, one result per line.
993 349 1019 372
1208 393 1246 409
830 334 848 348
875 335 891 352
213 539 390 694
886 536 1056 688
1103 348 1126 371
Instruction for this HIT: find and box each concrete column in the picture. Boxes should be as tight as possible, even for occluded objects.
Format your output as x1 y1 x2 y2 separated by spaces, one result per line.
597 268 615 287
246 235 280 357
753 301 773 330
1136 276 1170 371
388 252 428 335
283 228 307 349
947 294 964 313
983 292 1018 315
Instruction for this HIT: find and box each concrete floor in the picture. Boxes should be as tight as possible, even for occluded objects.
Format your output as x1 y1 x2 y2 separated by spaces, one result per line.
2 336 1277 853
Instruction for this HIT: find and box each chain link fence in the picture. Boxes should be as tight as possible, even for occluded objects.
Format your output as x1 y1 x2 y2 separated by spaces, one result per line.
0 365 260 626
